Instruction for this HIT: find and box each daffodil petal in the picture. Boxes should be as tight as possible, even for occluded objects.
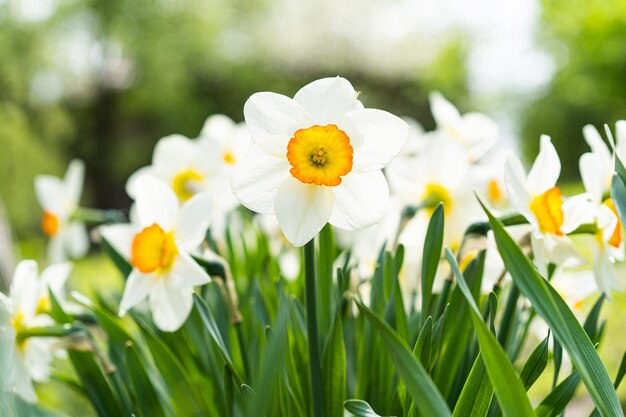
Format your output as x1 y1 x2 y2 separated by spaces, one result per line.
125 167 157 200
34 175 64 213
13 358 37 403
341 108 409 172
293 76 363 125
243 92 309 157
64 159 85 206
274 177 335 247
504 154 533 220
10 260 40 319
119 269 153 315
40 263 72 298
579 152 607 204
429 91 461 128
561 194 595 234
527 135 560 195
152 134 202 175
65 221 90 259
167 252 210 289
232 146 290 214
134 175 179 230
175 191 212 251
47 234 66 264
199 114 236 145
582 125 612 162
329 171 388 230
149 282 193 332
98 224 136 260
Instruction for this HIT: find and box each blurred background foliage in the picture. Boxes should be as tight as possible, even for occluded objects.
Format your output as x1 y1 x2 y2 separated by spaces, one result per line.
522 0 626 181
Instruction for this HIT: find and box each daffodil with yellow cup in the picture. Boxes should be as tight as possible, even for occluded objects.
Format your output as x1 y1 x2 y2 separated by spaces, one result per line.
232 76 409 247
100 175 212 332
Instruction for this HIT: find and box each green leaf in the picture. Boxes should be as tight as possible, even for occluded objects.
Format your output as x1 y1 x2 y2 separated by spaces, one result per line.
413 316 433 366
520 334 550 391
133 315 209 417
445 248 535 417
317 223 335 342
344 399 384 417
322 310 346 417
535 372 580 417
48 291 128 417
452 354 493 417
355 301 452 417
615 349 626 389
421 203 445 320
481 201 623 417
125 343 170 417
611 174 626 235
193 294 244 384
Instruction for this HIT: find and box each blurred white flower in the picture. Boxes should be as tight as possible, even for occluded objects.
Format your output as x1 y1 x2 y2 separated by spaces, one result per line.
0 261 58 403
233 76 408 246
127 115 253 241
100 176 211 332
504 135 591 275
35 159 89 263
429 91 499 162
579 137 624 295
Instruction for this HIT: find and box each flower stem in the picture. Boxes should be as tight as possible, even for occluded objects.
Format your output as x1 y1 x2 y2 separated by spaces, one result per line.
304 238 324 417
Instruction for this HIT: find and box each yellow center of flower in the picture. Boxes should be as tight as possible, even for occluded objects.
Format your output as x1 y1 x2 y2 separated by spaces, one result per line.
422 183 453 212
11 311 27 350
171 169 204 202
223 150 236 165
528 187 564 236
603 198 622 248
36 295 51 315
41 211 60 236
131 224 178 273
487 179 504 204
286 124 354 186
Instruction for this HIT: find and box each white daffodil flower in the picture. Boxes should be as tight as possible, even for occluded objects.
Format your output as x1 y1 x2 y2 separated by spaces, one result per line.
429 91 499 162
100 176 212 332
126 134 211 203
578 129 624 295
0 261 57 403
504 135 591 275
35 159 89 263
232 76 409 247
127 115 252 241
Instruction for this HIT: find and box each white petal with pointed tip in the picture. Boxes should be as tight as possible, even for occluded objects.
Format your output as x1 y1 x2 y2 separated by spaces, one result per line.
149 281 193 332
244 92 309 157
64 159 85 206
167 252 211 289
293 77 363 125
329 171 388 230
34 176 64 213
175 192 212 251
99 224 136 259
232 146 290 214
65 221 90 259
134 175 179 229
119 270 154 315
504 154 533 220
274 177 335 247
340 108 409 172
429 91 461 127
527 135 560 195
579 152 607 204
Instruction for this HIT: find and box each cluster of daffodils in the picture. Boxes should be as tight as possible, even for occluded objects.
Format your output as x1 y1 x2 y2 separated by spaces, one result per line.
4 76 625 405
0 261 72 402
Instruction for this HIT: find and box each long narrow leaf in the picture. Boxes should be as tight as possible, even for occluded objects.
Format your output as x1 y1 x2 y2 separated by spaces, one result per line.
445 248 535 417
482 201 622 417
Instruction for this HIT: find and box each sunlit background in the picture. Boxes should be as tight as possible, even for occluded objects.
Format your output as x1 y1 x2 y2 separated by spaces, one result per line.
1 0 625 414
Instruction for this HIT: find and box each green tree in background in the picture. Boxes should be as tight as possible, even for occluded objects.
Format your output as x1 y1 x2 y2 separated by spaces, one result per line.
522 0 626 180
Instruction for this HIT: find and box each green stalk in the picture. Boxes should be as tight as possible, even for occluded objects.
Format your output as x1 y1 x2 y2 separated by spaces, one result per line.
304 238 324 417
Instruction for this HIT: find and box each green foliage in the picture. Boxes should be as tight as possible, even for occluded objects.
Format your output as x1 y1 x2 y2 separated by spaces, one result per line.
522 0 626 179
